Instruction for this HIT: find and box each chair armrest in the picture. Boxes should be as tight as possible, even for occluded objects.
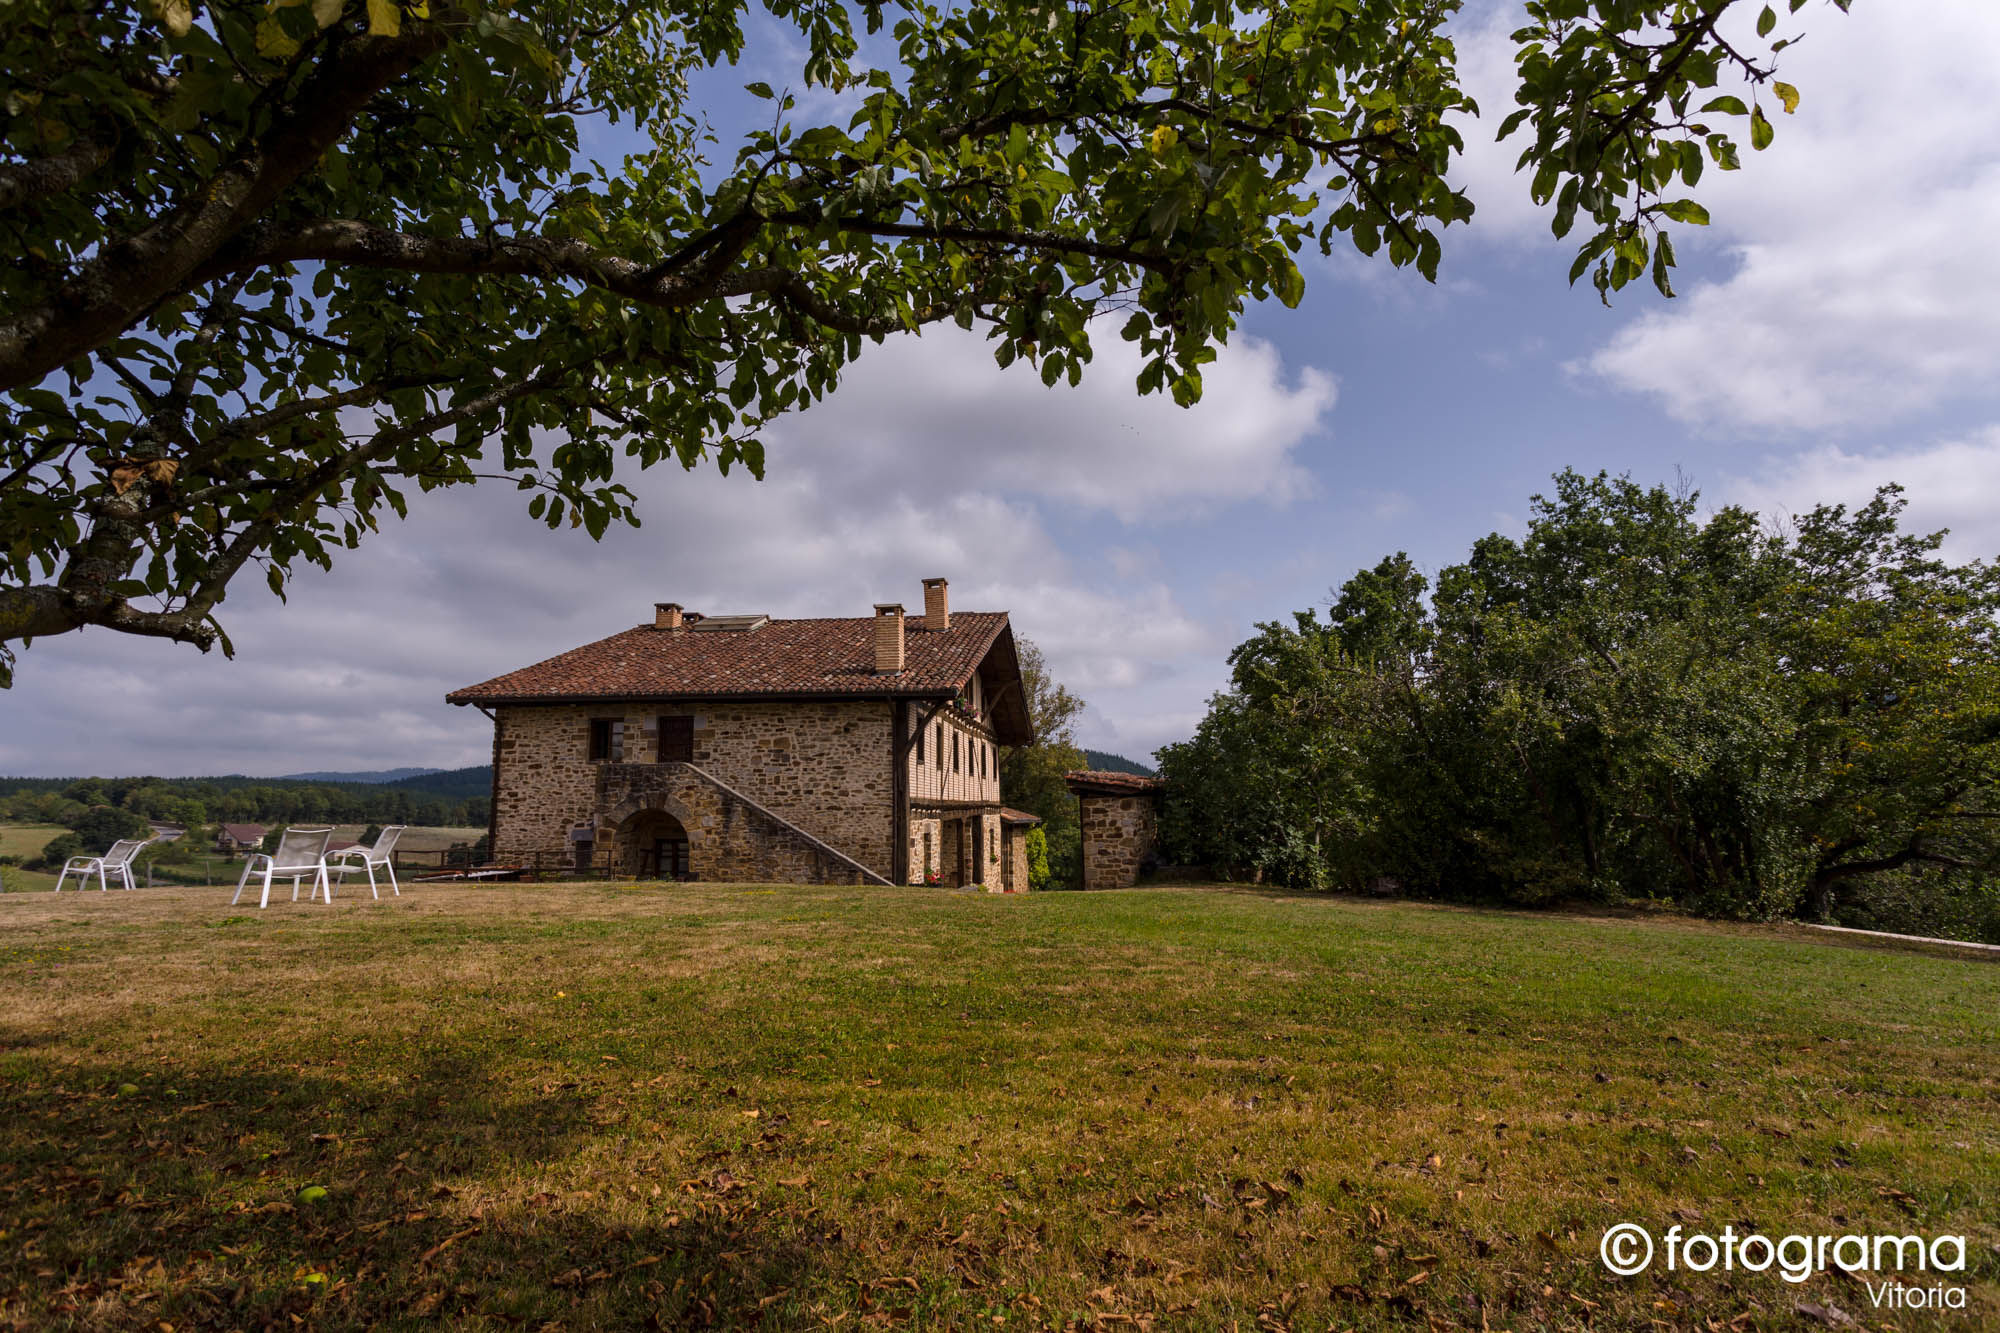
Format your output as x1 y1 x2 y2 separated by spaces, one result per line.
61 856 102 871
241 853 274 871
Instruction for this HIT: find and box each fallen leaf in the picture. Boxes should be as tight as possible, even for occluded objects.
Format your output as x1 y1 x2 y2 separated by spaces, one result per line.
417 1226 480 1265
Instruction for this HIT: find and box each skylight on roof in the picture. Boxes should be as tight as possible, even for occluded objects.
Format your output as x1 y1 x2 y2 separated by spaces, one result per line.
688 614 770 632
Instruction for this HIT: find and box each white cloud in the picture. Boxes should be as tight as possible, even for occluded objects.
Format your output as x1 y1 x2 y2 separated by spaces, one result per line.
1723 425 2000 563
1446 1 1551 244
1577 0 2000 432
801 327 1329 520
3 328 1331 774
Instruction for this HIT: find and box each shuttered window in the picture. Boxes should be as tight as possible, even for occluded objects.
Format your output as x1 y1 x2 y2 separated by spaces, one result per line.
657 715 694 762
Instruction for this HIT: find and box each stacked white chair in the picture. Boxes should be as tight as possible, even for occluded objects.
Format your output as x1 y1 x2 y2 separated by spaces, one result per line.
55 837 154 893
327 825 405 899
230 826 334 909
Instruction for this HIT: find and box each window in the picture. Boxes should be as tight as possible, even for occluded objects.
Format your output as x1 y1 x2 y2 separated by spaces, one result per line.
588 718 624 762
657 714 693 762
953 733 961 772
935 723 944 769
979 743 987 779
915 722 925 763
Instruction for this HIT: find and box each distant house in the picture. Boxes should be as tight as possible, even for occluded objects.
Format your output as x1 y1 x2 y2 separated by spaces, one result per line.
447 577 1040 889
215 824 268 855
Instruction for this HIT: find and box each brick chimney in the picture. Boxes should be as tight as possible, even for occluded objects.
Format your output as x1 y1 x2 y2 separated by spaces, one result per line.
873 603 906 673
654 602 683 629
921 577 950 631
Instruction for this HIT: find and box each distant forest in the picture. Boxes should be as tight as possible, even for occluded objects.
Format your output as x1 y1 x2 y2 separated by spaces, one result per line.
0 752 1149 831
1081 749 1156 777
0 767 491 828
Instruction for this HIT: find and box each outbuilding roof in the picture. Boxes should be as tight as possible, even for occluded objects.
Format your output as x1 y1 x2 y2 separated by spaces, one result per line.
1063 770 1164 797
448 611 1033 745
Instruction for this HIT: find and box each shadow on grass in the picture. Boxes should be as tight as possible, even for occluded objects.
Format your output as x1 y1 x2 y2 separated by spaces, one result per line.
0 1044 848 1330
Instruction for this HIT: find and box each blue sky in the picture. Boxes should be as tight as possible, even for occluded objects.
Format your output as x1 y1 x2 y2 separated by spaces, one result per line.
6 0 2000 776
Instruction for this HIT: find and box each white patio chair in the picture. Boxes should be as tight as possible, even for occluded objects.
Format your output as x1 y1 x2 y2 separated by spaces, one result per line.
55 837 152 893
327 825 405 899
230 826 334 909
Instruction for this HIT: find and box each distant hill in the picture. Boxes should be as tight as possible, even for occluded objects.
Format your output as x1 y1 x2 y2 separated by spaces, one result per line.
277 767 445 784
384 766 491 800
1081 749 1156 777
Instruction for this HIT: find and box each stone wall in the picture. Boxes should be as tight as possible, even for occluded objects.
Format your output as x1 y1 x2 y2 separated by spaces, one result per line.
908 815 943 884
1079 792 1159 890
491 699 895 877
1005 825 1030 893
595 764 872 884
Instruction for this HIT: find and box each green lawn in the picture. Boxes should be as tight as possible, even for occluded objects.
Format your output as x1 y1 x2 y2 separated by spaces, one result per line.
0 821 65 861
0 882 1994 1330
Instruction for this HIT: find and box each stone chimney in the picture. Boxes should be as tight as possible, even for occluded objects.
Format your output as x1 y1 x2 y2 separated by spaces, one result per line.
654 602 684 629
873 603 905 673
921 577 950 631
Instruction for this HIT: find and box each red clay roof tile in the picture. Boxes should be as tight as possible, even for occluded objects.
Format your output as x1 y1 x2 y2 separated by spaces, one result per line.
448 612 1012 707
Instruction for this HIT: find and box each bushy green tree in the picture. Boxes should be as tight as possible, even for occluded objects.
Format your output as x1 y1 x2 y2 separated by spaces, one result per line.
68 802 154 851
1166 471 2000 940
30 832 81 869
1022 825 1052 891
998 635 1086 887
2 0 1844 681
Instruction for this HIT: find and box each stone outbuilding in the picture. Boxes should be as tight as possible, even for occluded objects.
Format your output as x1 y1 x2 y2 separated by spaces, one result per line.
447 577 1039 890
1064 769 1164 890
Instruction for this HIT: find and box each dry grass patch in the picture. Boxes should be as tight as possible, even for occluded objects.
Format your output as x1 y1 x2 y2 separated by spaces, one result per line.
0 882 1994 1331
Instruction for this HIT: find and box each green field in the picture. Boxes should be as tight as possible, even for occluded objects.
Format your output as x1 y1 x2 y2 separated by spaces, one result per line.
0 821 65 860
0 882 1993 1330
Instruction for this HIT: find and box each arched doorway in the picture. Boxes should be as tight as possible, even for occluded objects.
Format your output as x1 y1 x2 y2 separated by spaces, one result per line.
617 808 691 879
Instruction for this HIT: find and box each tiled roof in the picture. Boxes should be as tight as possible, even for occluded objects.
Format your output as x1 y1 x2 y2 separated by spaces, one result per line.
449 612 1012 707
998 807 1045 825
1064 769 1164 797
219 823 267 841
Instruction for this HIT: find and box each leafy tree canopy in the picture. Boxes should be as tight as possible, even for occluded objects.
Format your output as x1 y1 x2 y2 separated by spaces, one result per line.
2 0 1844 679
1160 472 2000 941
999 634 1086 885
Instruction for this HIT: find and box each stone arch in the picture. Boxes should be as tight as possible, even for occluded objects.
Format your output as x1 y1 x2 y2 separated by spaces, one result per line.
601 790 699 831
600 791 704 879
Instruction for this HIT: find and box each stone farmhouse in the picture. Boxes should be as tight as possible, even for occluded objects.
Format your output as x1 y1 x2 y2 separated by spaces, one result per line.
447 578 1044 891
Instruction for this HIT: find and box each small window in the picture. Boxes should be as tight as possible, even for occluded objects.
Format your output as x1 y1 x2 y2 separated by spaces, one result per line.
658 714 693 763
935 723 944 769
953 733 961 772
915 722 925 763
979 744 987 779
588 717 624 762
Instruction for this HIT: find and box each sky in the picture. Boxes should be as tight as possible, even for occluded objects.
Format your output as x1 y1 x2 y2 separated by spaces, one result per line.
6 0 2000 777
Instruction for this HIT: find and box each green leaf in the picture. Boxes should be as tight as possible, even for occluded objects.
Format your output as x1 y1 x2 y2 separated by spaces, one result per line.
1699 96 1748 116
1757 5 1777 37
1750 105 1774 151
256 15 301 58
1272 258 1304 309
1657 199 1710 225
745 82 774 99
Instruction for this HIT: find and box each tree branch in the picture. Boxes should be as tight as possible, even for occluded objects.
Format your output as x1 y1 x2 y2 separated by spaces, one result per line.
0 138 116 212
0 28 451 393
